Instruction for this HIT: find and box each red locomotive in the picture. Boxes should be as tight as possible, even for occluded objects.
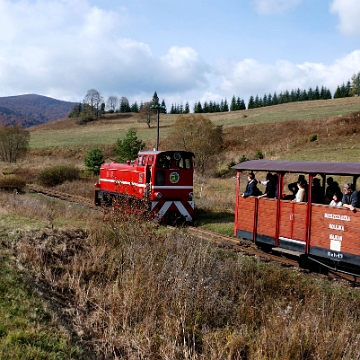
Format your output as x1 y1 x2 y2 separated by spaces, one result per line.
94 150 194 224
232 160 360 276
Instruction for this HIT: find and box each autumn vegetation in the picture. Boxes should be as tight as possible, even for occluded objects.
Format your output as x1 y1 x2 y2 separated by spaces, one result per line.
1 96 360 358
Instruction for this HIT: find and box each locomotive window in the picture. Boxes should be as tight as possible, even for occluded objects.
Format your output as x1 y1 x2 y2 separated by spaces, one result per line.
157 154 172 168
142 155 147 165
156 170 165 185
177 157 192 169
148 156 154 165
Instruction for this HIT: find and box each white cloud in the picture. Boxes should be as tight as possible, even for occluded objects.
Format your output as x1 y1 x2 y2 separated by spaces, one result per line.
253 0 303 15
159 47 209 91
0 0 209 102
215 50 360 101
330 0 360 36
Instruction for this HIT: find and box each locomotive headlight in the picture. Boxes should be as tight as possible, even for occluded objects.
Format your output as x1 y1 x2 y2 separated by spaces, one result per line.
155 192 162 199
188 192 194 199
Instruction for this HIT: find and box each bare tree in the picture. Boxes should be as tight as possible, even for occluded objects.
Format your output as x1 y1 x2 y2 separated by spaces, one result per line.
83 89 103 119
166 114 223 175
0 125 30 163
139 102 154 128
106 96 118 112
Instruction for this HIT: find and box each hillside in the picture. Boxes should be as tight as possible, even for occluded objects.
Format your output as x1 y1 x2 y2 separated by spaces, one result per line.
27 97 360 162
0 94 76 127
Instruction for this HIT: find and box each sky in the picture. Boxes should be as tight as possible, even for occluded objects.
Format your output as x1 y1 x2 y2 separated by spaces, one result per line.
0 0 360 109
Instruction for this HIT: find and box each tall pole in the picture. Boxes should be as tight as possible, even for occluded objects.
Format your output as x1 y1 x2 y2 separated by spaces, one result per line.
150 104 165 151
156 108 160 151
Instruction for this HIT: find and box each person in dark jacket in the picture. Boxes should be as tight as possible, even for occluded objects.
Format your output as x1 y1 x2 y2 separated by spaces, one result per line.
258 172 276 199
342 183 360 211
242 172 260 198
311 177 324 204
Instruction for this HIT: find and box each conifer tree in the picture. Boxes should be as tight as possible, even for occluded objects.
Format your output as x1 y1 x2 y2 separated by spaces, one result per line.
152 91 159 105
272 92 278 105
240 99 246 110
130 102 139 113
351 72 360 96
314 86 320 100
248 96 255 109
223 98 229 112
184 102 190 114
113 128 144 162
230 96 237 111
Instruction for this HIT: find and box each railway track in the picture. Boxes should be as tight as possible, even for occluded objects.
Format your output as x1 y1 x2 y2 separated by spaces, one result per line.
186 227 301 269
26 184 360 286
27 184 97 209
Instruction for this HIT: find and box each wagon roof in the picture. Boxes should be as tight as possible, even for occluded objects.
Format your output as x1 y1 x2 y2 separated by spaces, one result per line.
231 160 360 176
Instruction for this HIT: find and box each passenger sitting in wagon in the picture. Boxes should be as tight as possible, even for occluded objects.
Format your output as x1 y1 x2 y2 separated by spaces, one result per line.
288 174 307 200
258 172 276 199
293 179 307 203
311 177 324 204
242 172 260 198
329 191 343 207
342 183 360 212
325 177 341 204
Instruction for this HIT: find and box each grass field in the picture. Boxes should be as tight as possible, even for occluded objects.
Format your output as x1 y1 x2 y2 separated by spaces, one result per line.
2 96 360 358
28 97 360 150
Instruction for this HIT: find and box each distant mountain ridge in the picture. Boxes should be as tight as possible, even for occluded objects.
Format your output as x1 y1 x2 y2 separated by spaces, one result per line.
0 94 77 127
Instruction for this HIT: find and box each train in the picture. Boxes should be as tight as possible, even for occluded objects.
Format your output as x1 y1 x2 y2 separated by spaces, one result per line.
94 150 195 225
94 151 360 276
232 160 360 277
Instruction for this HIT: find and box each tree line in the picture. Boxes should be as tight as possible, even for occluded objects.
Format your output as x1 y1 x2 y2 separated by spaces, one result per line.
192 72 360 113
69 72 360 121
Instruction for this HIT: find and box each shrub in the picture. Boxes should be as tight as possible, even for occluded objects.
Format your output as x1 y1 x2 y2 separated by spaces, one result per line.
37 164 80 187
254 149 264 159
0 125 30 163
239 155 248 163
84 148 104 175
0 175 26 192
309 133 318 142
113 128 144 162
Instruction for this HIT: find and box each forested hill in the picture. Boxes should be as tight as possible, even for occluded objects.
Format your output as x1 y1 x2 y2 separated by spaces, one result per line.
0 94 76 127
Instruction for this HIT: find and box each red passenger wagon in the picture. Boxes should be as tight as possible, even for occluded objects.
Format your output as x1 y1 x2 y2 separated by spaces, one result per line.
232 160 360 276
95 150 194 224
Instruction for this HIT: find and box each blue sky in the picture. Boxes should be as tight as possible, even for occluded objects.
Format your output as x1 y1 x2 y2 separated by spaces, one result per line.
0 0 359 109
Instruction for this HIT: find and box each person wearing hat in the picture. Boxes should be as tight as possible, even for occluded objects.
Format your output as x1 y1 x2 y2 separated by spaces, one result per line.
342 183 360 211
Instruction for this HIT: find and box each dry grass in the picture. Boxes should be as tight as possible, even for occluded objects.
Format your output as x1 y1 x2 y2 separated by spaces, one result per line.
9 209 360 359
28 97 360 151
2 98 360 358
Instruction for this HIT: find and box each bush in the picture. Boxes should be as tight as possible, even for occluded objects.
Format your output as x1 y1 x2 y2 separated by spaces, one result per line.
309 133 318 142
0 175 26 192
0 125 30 163
239 155 248 163
113 128 144 162
227 161 236 169
254 149 264 159
37 164 80 187
84 148 104 175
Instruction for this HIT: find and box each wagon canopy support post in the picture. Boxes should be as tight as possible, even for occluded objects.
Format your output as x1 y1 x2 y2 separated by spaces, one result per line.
234 171 242 236
306 174 315 254
353 175 359 190
274 172 284 247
